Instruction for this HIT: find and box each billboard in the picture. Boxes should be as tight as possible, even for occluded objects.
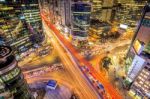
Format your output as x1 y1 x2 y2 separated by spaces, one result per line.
119 24 128 30
133 40 145 55
128 55 145 81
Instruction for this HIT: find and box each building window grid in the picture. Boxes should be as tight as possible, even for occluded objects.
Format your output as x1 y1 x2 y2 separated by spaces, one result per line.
141 70 149 78
135 70 150 94
1 68 20 82
135 81 149 93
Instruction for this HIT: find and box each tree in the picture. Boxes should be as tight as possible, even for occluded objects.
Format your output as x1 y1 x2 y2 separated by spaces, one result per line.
102 57 111 70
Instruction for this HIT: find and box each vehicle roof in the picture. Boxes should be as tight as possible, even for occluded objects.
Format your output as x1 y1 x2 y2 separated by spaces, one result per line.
47 80 57 87
98 83 104 89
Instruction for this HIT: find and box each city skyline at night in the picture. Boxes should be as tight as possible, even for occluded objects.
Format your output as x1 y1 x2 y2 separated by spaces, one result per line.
0 0 150 99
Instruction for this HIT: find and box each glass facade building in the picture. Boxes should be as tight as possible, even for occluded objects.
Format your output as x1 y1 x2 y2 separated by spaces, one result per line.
0 46 32 99
114 0 148 28
125 4 150 98
0 1 32 54
21 1 44 44
0 0 44 56
71 2 91 40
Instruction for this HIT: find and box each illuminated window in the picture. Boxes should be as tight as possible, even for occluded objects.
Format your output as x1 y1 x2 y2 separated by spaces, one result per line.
139 81 143 85
1 68 20 82
138 76 144 81
134 82 139 87
0 79 3 83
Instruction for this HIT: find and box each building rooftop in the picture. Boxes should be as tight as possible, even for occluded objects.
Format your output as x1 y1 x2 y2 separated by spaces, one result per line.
90 19 111 28
0 46 13 69
0 46 12 59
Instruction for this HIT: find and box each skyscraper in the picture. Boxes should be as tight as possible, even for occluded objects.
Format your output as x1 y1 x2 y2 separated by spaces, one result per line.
125 4 150 98
101 0 114 22
21 0 44 45
91 0 103 20
114 0 148 27
56 0 71 36
39 0 91 43
0 0 44 58
71 1 91 41
91 0 118 22
57 0 71 27
0 0 32 55
0 46 32 99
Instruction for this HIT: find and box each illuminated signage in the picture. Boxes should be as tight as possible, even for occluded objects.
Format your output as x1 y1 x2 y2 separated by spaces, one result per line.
128 55 145 81
20 16 25 19
0 0 5 2
133 40 144 54
119 24 128 29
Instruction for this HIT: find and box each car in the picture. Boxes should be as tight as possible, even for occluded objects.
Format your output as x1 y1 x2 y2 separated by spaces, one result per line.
46 80 58 90
97 82 104 90
81 66 90 73
87 73 97 83
96 81 105 95
87 73 94 80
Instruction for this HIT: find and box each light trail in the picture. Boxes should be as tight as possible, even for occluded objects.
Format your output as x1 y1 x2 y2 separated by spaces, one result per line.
41 11 123 99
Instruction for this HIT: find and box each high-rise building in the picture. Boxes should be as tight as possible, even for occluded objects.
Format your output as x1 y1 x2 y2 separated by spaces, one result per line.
125 4 150 98
0 0 44 56
91 0 119 22
71 1 91 41
21 0 44 45
0 1 32 54
0 46 32 99
114 0 148 27
101 0 115 22
91 0 103 20
57 0 71 27
39 0 91 42
55 0 71 36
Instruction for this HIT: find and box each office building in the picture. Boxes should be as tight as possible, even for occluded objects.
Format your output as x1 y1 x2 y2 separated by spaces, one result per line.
0 46 32 99
71 1 91 41
56 0 71 36
115 0 148 27
125 4 150 98
39 0 91 42
100 0 115 22
39 0 71 35
57 0 71 27
21 0 44 44
91 0 103 20
88 19 111 40
0 1 32 55
0 0 44 57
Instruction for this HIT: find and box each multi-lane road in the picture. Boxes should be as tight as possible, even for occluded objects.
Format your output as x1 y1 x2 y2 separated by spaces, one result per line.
41 10 122 99
42 21 100 99
26 21 101 98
